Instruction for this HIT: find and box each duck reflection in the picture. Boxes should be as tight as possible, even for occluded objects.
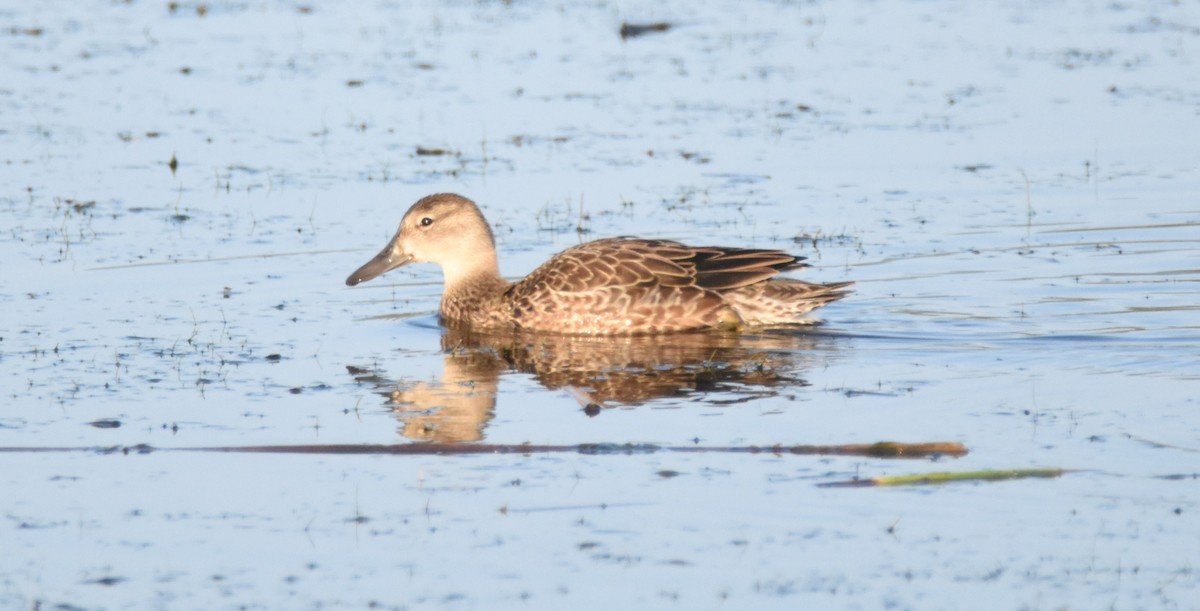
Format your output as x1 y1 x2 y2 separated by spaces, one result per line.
348 325 844 443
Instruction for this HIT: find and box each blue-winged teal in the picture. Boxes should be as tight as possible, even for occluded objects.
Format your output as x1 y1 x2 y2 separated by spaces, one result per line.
346 193 851 335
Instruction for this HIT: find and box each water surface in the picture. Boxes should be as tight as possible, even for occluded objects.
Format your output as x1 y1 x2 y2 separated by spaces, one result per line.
2 1 1198 609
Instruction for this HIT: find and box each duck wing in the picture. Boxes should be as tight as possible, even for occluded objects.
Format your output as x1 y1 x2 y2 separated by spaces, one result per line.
513 237 807 294
684 244 808 291
495 238 821 333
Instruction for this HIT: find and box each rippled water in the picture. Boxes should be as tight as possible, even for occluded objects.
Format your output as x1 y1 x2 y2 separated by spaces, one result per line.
2 1 1198 609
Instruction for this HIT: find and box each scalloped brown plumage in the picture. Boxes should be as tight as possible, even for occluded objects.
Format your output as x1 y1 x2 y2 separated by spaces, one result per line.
346 193 852 335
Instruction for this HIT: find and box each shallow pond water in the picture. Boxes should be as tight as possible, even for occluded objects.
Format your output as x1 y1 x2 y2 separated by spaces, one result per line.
2 1 1199 609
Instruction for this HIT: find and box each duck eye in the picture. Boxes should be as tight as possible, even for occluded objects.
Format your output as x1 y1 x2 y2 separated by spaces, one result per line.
420 217 433 227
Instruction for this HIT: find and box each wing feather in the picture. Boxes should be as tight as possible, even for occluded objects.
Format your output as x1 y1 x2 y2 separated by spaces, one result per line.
511 237 807 297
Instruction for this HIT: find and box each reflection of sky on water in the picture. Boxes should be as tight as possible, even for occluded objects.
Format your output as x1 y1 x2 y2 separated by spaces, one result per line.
1 1 1198 609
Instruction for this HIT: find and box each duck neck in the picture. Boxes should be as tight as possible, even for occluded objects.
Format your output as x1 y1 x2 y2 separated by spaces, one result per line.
440 251 508 316
440 248 502 295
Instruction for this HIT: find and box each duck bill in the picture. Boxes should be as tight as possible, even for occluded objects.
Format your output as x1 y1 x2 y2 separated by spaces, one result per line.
345 242 412 286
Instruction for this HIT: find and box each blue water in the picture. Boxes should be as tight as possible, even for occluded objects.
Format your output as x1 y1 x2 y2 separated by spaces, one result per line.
2 1 1198 609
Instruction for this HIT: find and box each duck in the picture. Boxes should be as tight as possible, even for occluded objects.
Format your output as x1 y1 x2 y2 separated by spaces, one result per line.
346 193 851 335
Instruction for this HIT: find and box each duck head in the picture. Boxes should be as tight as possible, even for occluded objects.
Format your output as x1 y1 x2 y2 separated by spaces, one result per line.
345 193 499 287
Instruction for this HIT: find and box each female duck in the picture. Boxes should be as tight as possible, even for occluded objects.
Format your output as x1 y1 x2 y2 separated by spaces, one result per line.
346 193 851 335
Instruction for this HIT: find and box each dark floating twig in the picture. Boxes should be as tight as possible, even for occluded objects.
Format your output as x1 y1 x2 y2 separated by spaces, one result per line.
86 576 127 587
0 441 966 459
415 146 452 156
0 444 154 455
620 22 673 40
